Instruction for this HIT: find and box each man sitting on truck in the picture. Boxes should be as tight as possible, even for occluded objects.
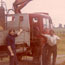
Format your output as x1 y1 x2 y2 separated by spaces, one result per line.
6 28 23 65
42 30 60 65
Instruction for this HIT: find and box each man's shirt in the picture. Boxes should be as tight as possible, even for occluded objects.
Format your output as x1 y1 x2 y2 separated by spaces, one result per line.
43 34 60 46
6 34 18 53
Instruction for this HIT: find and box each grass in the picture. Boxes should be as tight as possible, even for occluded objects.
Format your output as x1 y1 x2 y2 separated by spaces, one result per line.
57 34 65 55
56 34 65 65
57 61 65 65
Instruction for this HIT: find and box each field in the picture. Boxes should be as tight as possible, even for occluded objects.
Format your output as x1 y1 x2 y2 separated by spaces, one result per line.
56 34 65 65
57 34 65 55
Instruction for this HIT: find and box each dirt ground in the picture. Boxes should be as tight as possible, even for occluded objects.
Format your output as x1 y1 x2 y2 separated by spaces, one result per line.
0 55 65 65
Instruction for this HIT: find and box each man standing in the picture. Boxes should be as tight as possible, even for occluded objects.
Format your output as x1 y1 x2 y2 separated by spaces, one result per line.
6 29 23 65
42 30 60 65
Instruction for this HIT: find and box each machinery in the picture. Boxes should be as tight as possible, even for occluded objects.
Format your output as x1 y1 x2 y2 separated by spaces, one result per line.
0 0 53 64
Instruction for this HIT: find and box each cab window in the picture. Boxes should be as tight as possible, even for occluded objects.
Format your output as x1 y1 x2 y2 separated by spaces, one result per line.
7 16 12 22
33 17 38 23
43 18 50 29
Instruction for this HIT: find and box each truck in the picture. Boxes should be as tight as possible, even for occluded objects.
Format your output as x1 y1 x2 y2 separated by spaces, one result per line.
0 0 53 64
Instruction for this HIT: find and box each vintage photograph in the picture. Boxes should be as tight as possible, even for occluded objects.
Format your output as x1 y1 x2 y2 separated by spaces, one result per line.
0 0 65 65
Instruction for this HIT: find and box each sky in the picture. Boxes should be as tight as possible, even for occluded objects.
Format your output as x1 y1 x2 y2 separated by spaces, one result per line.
1 0 65 27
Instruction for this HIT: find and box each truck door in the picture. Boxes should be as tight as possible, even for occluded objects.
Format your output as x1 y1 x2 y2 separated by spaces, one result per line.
29 14 43 47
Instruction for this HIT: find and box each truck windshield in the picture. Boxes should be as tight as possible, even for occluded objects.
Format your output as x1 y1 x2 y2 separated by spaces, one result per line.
43 18 50 29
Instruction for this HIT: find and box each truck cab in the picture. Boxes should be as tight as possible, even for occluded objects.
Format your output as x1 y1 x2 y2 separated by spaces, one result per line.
29 13 53 45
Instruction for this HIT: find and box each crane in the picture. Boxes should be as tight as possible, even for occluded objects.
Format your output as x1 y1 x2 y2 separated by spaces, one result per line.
13 0 32 14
